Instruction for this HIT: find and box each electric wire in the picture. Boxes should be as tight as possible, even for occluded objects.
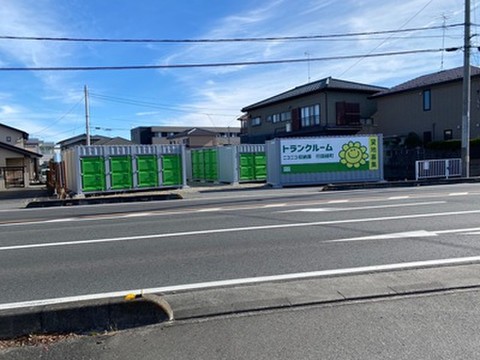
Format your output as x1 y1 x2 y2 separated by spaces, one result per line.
30 95 84 136
339 0 436 77
0 23 463 43
89 93 239 116
0 48 449 71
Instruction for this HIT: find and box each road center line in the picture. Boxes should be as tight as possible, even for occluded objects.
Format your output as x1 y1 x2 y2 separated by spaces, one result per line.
2 208 480 252
2 255 480 311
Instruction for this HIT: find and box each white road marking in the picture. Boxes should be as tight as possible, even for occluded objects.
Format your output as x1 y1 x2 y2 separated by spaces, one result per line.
263 203 287 208
324 230 437 243
2 209 480 252
388 196 410 200
328 200 349 204
279 201 445 213
449 192 469 196
2 255 480 311
436 227 480 234
196 208 223 212
124 212 153 218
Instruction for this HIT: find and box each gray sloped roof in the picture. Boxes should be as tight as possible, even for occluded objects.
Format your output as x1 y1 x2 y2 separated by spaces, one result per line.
241 77 387 111
372 66 480 98
94 136 133 146
0 141 42 157
168 128 217 139
0 123 28 138
57 134 110 147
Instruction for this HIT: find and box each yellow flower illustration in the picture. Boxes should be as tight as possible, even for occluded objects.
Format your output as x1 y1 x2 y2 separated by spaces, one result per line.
339 141 368 168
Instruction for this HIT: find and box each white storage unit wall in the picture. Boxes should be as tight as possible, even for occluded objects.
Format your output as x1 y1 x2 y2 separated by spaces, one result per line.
266 135 383 187
62 144 186 195
187 144 266 184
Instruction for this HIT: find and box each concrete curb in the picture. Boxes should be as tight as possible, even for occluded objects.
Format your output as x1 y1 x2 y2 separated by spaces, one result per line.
0 296 170 340
25 193 183 208
322 177 480 191
162 263 480 320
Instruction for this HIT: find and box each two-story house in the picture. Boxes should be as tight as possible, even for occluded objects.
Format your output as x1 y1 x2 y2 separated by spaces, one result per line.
372 66 480 143
0 123 42 189
239 77 387 144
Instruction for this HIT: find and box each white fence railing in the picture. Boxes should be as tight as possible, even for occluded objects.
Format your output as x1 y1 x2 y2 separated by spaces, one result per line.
415 158 462 180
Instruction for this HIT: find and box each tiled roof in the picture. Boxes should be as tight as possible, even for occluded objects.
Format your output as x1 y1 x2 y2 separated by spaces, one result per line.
372 66 480 98
0 141 42 157
0 123 28 137
168 128 217 139
57 134 110 146
241 77 386 111
94 136 133 145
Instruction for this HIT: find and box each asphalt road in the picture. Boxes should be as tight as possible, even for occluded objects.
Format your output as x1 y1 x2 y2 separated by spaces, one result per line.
1 183 480 304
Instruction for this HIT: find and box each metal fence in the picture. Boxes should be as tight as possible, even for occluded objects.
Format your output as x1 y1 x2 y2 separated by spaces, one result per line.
415 158 461 180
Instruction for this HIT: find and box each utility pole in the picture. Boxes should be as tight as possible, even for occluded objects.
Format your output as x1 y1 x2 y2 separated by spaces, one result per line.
461 0 471 177
84 85 91 146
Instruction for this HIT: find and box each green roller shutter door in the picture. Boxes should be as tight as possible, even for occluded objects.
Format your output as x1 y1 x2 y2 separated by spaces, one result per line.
137 155 158 188
239 152 266 181
110 156 133 190
162 154 182 186
239 153 254 181
192 150 204 180
81 157 106 192
204 149 218 181
254 152 267 180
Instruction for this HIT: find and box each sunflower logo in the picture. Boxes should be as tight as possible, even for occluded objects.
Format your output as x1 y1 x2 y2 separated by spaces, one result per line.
339 141 368 169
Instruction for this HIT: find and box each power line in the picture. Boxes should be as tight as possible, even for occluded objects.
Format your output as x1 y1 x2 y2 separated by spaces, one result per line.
89 93 239 116
30 95 84 136
0 24 463 44
0 48 449 72
339 0 436 77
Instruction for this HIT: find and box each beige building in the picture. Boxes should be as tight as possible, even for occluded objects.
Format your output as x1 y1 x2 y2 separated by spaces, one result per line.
372 66 480 142
240 77 386 144
167 127 240 148
0 123 42 189
131 126 240 145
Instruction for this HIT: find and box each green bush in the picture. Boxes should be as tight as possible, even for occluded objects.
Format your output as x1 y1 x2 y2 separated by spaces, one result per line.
404 132 423 148
425 140 461 151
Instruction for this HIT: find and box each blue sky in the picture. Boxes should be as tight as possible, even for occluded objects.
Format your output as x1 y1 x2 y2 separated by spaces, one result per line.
0 0 475 142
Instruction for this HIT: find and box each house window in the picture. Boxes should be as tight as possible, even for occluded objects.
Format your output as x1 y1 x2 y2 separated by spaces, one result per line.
251 117 261 126
423 131 432 143
444 129 453 140
423 89 431 111
336 102 360 125
280 111 291 122
300 104 320 127
268 112 291 123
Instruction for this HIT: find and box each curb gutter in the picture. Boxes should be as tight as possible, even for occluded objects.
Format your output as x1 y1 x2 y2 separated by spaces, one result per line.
25 193 183 208
0 295 170 340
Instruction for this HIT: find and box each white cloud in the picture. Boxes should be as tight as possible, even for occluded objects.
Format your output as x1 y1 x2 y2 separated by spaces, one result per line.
146 0 470 129
0 105 17 115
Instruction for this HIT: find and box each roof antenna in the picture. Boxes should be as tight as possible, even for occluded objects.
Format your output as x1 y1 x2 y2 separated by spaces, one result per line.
440 13 448 70
305 52 311 82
